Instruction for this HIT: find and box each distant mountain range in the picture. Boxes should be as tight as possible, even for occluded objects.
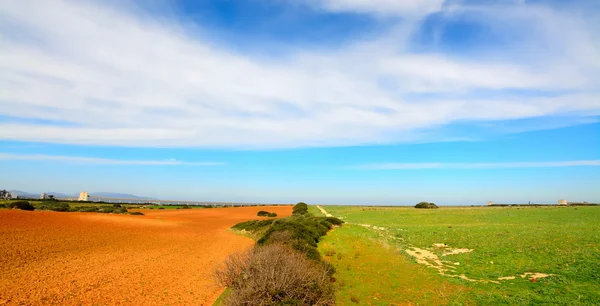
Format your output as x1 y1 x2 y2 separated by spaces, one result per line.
8 190 153 200
89 192 153 199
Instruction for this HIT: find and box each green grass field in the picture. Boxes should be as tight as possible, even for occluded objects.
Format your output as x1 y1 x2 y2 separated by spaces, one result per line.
311 205 600 305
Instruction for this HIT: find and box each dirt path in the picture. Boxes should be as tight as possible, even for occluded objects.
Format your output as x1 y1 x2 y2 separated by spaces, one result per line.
0 206 291 305
315 205 332 217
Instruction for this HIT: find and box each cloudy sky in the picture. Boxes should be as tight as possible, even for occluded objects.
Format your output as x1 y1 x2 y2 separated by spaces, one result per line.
1 0 598 204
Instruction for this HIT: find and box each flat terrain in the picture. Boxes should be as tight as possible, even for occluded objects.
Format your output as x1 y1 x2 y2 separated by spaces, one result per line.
313 205 600 305
0 206 291 305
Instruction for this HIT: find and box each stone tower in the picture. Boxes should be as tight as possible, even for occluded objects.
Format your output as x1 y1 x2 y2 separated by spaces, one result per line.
78 191 89 201
558 199 567 205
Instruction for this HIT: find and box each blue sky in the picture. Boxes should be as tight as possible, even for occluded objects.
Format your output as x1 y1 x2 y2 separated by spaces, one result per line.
0 0 599 205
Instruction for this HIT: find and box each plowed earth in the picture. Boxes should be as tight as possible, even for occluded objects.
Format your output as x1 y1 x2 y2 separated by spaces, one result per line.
0 206 292 305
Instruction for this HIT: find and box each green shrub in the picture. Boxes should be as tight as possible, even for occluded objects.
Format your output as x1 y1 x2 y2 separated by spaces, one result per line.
233 220 275 232
49 202 70 212
415 202 438 209
10 201 35 211
74 206 99 212
99 206 115 213
257 210 270 216
292 202 309 215
257 211 277 217
34 202 70 212
325 217 344 225
130 211 144 215
113 207 128 214
181 205 191 209
158 207 165 210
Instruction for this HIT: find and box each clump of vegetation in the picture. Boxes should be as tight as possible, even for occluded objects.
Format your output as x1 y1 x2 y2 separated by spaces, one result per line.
73 206 99 212
232 219 275 232
181 204 191 209
215 243 334 306
257 210 277 217
218 202 343 305
36 202 70 212
292 202 309 215
129 211 145 216
75 205 127 214
414 202 438 209
7 201 35 211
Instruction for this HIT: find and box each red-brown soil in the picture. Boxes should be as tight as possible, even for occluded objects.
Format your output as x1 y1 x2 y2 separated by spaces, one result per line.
0 206 292 305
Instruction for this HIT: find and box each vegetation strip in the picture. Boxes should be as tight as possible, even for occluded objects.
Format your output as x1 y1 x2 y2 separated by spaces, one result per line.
216 202 344 305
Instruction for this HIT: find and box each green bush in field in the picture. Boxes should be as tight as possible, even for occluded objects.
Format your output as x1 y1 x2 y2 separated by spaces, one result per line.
292 202 309 215
113 207 128 214
257 211 278 217
325 217 344 225
257 210 270 216
233 220 275 232
415 202 438 209
9 201 35 211
99 206 115 213
73 206 99 212
130 211 144 215
35 202 70 212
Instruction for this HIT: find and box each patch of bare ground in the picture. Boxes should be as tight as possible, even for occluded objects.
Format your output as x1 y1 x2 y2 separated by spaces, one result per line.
405 246 554 284
0 206 292 305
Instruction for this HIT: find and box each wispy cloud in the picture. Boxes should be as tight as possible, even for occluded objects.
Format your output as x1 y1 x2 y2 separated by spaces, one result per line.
0 0 598 148
301 0 445 16
0 153 223 166
353 160 600 170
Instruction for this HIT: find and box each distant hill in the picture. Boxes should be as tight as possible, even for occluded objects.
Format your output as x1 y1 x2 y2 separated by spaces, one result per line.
6 190 153 200
9 190 39 199
46 192 76 198
89 192 154 200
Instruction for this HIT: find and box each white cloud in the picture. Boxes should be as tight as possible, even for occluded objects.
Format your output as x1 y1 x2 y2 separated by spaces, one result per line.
0 153 223 166
354 160 600 170
302 0 445 16
0 0 598 148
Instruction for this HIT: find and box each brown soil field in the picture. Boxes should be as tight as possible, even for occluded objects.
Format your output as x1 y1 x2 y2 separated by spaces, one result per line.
0 206 292 305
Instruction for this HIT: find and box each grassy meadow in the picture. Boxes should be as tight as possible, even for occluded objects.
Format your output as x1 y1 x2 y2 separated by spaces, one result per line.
311 205 600 305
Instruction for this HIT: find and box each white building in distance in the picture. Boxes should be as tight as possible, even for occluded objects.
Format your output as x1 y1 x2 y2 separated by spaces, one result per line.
558 199 568 205
78 191 89 201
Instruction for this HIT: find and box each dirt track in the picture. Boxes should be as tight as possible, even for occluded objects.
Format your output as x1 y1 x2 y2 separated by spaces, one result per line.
0 206 292 305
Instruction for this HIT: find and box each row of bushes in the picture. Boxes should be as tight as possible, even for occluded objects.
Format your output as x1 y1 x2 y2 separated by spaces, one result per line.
1 201 35 210
1 201 144 215
257 210 277 217
218 202 343 305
